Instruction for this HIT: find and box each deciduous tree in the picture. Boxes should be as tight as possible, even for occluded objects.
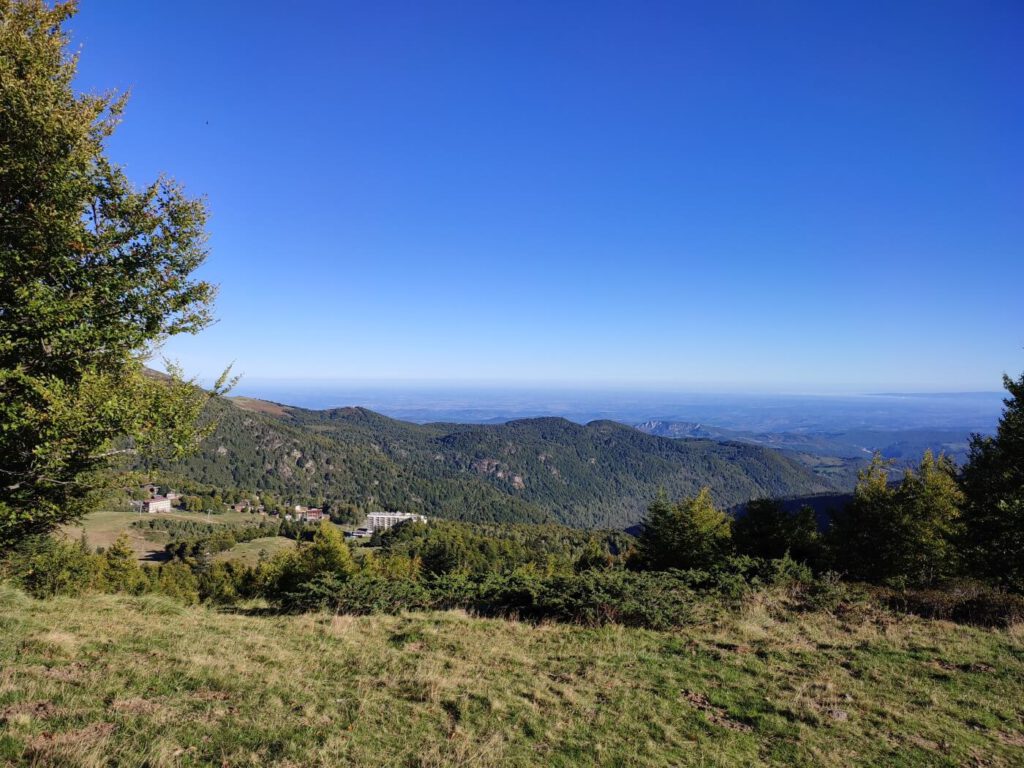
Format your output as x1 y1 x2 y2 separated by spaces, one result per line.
1 1 228 546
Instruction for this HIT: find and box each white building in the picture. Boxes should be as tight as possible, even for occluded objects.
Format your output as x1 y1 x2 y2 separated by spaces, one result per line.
142 496 172 514
364 512 427 532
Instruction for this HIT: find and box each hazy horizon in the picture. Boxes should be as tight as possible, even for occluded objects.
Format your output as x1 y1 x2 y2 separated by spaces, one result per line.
218 377 1005 433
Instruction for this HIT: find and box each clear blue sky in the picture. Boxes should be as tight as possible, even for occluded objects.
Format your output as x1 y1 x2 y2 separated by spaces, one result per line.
69 1 1022 392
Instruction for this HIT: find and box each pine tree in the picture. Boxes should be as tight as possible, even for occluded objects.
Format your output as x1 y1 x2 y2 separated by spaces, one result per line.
637 488 732 570
103 534 145 594
829 452 964 586
898 451 963 585
961 371 1024 591
733 499 819 563
302 521 356 578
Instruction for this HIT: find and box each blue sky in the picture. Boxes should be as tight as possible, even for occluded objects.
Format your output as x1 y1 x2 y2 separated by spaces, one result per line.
70 1 1022 392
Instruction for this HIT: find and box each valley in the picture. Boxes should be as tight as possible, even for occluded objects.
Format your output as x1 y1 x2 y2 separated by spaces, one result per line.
154 396 846 530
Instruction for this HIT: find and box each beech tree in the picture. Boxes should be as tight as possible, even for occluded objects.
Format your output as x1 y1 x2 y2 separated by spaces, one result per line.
1 1 227 546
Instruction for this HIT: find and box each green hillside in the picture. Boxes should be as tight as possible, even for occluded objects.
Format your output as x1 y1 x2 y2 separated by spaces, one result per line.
2 586 1022 767
158 397 841 528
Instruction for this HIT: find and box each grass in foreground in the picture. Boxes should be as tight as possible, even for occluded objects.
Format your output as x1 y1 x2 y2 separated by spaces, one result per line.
0 585 1022 767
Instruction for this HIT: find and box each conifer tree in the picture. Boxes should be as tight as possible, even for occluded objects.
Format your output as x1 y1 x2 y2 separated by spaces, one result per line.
302 521 356 578
733 498 819 563
828 452 963 586
898 450 963 585
103 534 145 593
637 487 732 570
961 370 1024 591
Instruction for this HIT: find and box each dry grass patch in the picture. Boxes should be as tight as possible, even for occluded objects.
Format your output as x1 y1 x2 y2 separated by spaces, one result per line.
0 586 1022 766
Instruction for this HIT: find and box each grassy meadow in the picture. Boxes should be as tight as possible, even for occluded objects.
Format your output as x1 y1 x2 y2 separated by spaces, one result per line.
1 585 1022 767
212 536 296 566
60 509 279 563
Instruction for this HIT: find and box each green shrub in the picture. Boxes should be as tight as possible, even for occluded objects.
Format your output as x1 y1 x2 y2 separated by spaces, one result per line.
535 570 697 629
471 568 547 616
152 562 200 605
790 571 853 613
287 572 433 615
197 561 244 604
426 571 482 609
767 554 815 589
872 580 1024 627
0 535 102 598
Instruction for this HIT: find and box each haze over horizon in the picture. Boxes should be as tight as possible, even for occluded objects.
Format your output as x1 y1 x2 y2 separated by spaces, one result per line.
71 1 1023 391
222 378 1005 435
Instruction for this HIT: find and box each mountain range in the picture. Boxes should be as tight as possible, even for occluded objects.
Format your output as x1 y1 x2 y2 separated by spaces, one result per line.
157 396 846 529
634 420 975 465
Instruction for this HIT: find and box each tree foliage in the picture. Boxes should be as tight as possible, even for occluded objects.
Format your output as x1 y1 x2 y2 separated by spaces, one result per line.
635 488 733 571
376 518 630 577
960 371 1024 591
158 398 836 530
827 451 963 586
0 0 225 546
268 521 356 605
732 499 819 563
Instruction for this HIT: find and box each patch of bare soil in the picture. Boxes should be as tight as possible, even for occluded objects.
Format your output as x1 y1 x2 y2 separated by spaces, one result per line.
996 730 1024 747
0 700 57 721
27 722 116 758
682 690 753 732
110 697 162 715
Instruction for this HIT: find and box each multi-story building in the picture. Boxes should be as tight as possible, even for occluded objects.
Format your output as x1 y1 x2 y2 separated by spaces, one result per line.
364 511 427 532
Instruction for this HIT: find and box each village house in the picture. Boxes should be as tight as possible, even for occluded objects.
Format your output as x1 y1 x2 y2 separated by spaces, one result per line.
142 496 172 514
301 507 327 523
140 484 179 504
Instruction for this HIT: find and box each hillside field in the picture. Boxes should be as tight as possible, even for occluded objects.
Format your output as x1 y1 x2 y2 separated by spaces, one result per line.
1 586 1022 767
211 536 296 566
61 509 271 563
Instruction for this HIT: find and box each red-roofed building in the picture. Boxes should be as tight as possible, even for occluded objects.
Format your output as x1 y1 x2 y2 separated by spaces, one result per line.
302 507 327 523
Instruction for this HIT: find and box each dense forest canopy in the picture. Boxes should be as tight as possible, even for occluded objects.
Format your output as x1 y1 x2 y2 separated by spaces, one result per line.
154 396 840 529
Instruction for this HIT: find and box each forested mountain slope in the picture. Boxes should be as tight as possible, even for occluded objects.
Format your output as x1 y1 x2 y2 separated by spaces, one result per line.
160 397 842 528
635 420 975 465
